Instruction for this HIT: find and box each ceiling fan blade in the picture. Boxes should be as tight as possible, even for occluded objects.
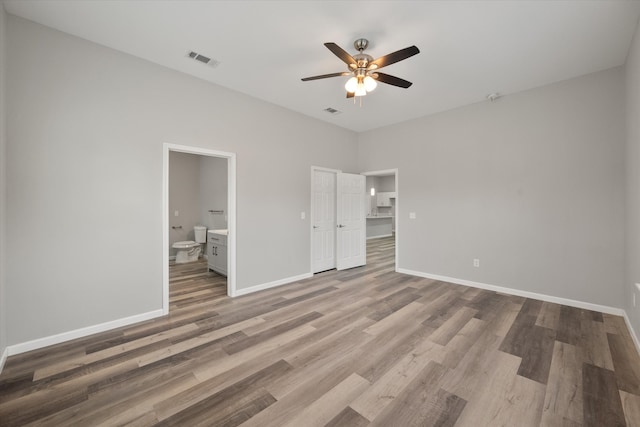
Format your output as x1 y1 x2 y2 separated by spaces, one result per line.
324 42 357 67
374 72 413 88
369 46 420 70
301 72 350 81
346 91 355 98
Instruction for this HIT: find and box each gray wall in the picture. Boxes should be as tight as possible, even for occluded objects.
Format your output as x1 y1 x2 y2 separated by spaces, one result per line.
359 67 626 308
199 156 228 231
168 152 201 254
378 175 396 192
626 18 640 337
5 16 358 345
0 5 7 362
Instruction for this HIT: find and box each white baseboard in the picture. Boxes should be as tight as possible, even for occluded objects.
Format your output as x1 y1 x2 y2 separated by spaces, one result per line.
623 311 640 356
7 309 165 356
397 268 625 316
367 234 393 240
0 346 8 373
232 272 313 297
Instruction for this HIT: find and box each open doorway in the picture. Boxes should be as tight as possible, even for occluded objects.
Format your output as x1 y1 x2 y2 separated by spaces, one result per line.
162 144 236 315
362 169 398 270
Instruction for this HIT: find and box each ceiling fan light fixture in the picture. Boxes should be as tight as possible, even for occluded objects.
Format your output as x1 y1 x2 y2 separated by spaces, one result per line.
302 39 419 100
364 75 377 92
345 77 358 93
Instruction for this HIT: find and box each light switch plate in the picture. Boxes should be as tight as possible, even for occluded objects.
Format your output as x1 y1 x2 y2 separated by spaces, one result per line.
301 212 306 220
409 212 416 219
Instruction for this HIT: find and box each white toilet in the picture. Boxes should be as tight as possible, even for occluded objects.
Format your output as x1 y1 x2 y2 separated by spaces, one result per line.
173 226 207 263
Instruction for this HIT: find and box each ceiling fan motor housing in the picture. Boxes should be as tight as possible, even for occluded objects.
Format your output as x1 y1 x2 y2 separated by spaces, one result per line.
351 53 374 71
354 38 369 51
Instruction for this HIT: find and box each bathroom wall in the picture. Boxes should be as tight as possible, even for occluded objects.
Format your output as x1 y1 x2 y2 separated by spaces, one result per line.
199 155 228 231
377 175 396 192
168 151 201 256
168 152 228 258
365 176 377 216
378 175 396 231
6 16 358 346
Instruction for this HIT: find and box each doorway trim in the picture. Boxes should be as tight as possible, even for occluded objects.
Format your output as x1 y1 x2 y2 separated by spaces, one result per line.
163 143 237 314
362 168 399 271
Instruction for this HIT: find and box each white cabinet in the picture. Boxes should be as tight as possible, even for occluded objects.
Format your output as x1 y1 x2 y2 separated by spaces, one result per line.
376 192 396 207
207 231 227 276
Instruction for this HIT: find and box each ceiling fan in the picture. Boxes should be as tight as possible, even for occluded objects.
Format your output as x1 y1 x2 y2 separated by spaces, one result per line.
301 38 420 99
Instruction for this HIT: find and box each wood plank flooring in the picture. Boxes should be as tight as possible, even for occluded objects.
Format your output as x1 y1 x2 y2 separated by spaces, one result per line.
1 235 639 426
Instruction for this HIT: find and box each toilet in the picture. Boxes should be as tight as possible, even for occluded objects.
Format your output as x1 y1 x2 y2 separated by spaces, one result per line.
173 226 207 263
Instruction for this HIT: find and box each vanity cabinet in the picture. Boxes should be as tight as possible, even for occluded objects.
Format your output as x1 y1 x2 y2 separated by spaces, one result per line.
207 231 227 276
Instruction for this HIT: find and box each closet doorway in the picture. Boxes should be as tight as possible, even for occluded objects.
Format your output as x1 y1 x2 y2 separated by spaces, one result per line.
162 143 237 315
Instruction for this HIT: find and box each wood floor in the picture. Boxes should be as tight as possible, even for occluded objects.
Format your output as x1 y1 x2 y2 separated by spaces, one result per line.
1 236 640 426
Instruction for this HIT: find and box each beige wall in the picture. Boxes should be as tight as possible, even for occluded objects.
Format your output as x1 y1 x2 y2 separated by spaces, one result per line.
5 16 358 345
625 17 640 338
359 67 626 308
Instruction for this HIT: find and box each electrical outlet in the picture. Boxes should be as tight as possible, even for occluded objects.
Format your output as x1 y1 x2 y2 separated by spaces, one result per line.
473 259 480 268
301 211 306 220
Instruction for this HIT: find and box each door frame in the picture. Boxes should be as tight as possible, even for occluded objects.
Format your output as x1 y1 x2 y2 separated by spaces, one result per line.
163 143 237 314
361 168 399 271
310 166 341 274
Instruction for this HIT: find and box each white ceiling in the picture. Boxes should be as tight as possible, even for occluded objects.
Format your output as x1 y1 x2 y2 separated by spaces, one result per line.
4 1 640 132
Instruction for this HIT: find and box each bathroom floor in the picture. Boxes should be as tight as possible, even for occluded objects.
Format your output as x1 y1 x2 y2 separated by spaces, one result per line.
169 258 227 311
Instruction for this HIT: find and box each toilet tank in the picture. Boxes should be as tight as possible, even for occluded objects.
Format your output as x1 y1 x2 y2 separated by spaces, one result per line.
194 226 207 243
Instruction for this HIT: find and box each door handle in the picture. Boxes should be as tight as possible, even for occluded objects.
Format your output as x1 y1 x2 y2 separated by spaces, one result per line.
313 225 319 229
337 224 345 228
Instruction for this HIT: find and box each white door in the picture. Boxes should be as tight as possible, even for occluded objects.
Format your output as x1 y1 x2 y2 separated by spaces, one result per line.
312 170 336 273
336 173 366 270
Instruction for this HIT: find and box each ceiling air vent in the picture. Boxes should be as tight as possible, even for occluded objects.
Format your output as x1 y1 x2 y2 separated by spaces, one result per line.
324 107 342 115
187 51 220 68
